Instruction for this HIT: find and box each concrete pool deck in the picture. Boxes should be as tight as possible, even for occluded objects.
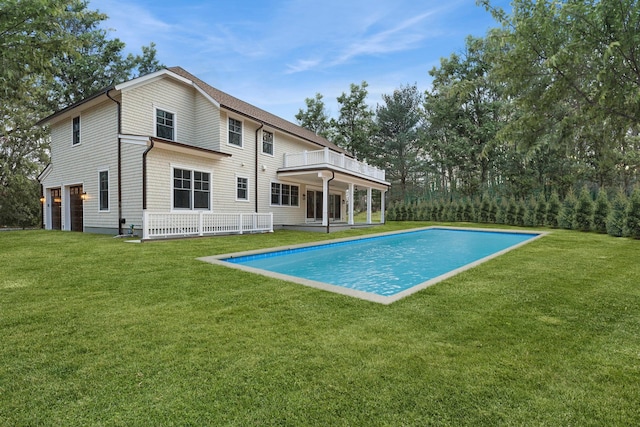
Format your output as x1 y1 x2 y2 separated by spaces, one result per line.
198 226 548 305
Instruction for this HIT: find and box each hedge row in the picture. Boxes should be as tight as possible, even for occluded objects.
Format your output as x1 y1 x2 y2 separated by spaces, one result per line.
386 187 640 239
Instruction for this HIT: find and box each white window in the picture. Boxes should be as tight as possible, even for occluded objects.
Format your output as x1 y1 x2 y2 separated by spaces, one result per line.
271 182 299 206
228 117 242 147
156 108 175 140
99 170 109 211
236 176 249 201
72 116 80 145
173 168 210 210
262 130 274 155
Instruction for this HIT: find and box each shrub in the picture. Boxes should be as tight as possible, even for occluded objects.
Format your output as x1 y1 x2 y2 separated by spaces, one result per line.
574 187 594 232
506 197 517 225
624 187 640 239
606 191 627 237
559 190 577 230
535 195 547 227
592 190 610 234
463 199 473 222
489 199 498 223
546 191 561 228
478 194 491 222
524 196 536 227
496 199 507 224
515 199 526 226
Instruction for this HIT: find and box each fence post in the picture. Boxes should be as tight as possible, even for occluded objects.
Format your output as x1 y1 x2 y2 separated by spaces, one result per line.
143 211 149 240
239 213 243 234
269 212 274 232
324 147 329 163
198 211 204 236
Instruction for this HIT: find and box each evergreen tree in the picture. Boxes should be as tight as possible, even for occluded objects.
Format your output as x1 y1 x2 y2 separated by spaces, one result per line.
535 194 547 226
515 199 526 226
593 189 610 234
506 197 517 225
606 191 627 237
496 199 508 224
559 191 577 229
574 187 594 232
546 191 561 228
489 198 498 223
479 195 491 223
624 188 640 239
524 196 536 227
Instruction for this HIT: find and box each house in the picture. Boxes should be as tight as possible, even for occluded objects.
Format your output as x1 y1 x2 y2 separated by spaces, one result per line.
37 67 389 239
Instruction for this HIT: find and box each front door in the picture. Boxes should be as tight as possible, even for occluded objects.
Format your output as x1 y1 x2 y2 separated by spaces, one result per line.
51 188 62 230
69 185 84 232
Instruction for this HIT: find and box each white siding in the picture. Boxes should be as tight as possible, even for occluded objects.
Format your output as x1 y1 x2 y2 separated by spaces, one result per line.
121 142 147 229
122 78 195 146
41 100 119 231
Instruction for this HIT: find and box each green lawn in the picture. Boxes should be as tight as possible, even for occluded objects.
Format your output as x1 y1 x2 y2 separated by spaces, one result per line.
1 224 639 425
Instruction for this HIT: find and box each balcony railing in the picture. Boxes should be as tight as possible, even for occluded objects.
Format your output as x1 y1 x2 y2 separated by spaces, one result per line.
283 147 386 182
143 211 273 240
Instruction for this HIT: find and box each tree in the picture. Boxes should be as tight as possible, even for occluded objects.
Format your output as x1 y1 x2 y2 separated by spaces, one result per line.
574 187 594 232
593 189 610 234
372 84 425 201
295 93 332 139
607 191 627 237
0 0 164 227
332 82 375 160
625 188 640 239
480 0 640 191
425 35 505 196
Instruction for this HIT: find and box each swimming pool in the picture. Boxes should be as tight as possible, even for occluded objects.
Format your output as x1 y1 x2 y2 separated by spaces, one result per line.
199 227 545 304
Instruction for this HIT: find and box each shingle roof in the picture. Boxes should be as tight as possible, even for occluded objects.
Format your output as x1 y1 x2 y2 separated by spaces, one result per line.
167 66 349 156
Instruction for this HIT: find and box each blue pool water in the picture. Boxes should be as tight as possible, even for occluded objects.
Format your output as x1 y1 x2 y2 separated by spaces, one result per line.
223 228 540 297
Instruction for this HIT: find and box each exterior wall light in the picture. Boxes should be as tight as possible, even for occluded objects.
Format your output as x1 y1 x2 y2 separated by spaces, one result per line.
81 192 88 201
40 196 46 204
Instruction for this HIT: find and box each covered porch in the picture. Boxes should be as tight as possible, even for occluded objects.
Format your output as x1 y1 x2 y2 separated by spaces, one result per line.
278 148 390 229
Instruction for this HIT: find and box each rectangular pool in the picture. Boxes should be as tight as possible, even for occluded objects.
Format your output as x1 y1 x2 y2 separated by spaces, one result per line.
199 227 545 304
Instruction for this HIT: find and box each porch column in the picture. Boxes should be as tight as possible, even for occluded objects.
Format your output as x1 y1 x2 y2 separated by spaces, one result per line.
366 187 372 224
380 189 386 223
348 183 355 225
322 174 329 227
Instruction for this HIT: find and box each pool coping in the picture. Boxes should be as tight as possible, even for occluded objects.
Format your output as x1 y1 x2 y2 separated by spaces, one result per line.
198 226 549 305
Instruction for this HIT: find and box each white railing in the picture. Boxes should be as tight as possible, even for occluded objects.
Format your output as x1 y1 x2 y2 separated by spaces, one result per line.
283 147 386 181
143 211 273 240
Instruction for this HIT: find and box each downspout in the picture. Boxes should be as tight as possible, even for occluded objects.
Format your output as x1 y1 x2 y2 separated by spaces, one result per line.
255 123 264 213
142 139 155 210
106 89 123 235
326 171 335 234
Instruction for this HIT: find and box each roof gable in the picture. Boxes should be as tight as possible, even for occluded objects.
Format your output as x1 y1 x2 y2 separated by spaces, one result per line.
166 67 349 155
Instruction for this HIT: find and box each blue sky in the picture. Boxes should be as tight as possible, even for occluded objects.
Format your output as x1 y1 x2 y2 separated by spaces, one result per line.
90 0 508 122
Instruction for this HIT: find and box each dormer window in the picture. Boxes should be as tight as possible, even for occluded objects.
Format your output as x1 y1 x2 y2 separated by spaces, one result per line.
156 108 175 140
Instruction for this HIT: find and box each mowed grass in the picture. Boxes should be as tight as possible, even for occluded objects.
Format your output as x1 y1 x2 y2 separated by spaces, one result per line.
1 224 639 426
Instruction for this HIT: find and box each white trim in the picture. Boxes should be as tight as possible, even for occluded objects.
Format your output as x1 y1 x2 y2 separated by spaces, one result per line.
261 129 275 157
115 69 192 92
72 115 81 146
269 180 300 208
120 134 149 146
170 163 214 212
154 105 177 141
39 164 53 182
98 168 110 213
227 116 244 148
235 174 250 202
115 69 222 109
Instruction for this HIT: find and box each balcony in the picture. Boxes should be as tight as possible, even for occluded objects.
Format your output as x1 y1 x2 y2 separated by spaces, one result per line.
282 147 386 183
